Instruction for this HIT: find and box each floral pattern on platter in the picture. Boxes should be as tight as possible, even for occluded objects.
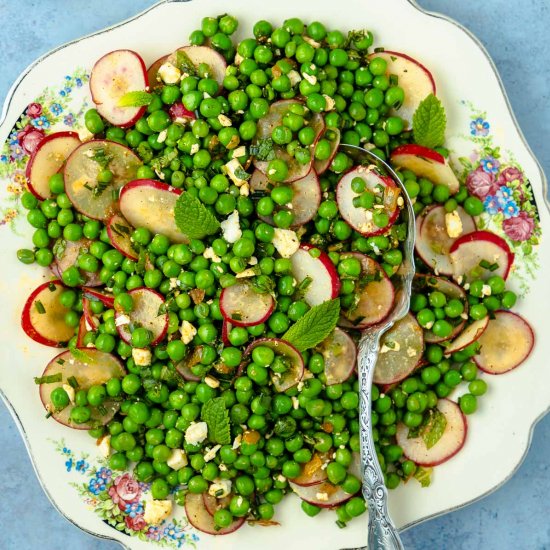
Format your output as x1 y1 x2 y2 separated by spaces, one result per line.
51 439 199 548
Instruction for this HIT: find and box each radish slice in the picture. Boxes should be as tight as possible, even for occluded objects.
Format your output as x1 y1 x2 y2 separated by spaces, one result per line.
449 230 514 281
339 253 395 329
76 315 90 349
39 349 125 430
317 328 357 385
249 169 321 228
175 347 203 381
369 51 436 127
203 493 233 517
21 280 74 347
396 399 467 466
373 313 424 384
119 179 188 244
290 244 340 307
25 132 81 199
147 54 168 91
444 317 489 356
82 287 115 308
90 49 148 127
314 128 340 175
474 311 534 374
53 238 102 287
336 166 400 236
413 274 468 343
245 338 305 392
221 320 232 346
185 493 245 535
220 281 274 327
390 144 459 194
415 205 476 275
291 452 331 487
168 102 196 124
106 213 138 260
82 297 100 331
167 46 227 89
64 140 141 221
115 287 168 346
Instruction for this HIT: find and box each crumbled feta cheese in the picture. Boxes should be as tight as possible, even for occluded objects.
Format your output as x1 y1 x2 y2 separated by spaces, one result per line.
425 321 434 330
323 95 336 110
208 478 232 498
445 211 463 238
288 70 302 86
221 210 242 243
218 114 232 127
316 492 329 502
223 158 249 186
302 36 321 48
154 168 165 180
77 126 94 142
272 228 300 258
481 284 492 296
185 422 208 446
277 474 286 483
239 182 250 196
190 143 200 155
144 500 172 525
234 52 244 65
62 383 76 405
204 375 220 389
158 62 181 84
203 92 211 99
204 444 221 462
297 381 305 391
180 320 197 344
157 129 167 143
233 145 246 158
302 72 317 85
97 434 111 458
292 396 299 410
132 348 152 367
115 314 130 327
460 312 469 320
203 247 222 263
463 283 470 290
167 449 188 470
406 347 417 357
380 341 400 353
456 275 464 285
397 196 404 207
219 463 228 472
235 268 257 278
232 434 242 450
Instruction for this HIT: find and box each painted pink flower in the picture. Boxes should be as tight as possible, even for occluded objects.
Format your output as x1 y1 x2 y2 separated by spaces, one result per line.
466 166 500 199
108 474 142 510
17 124 45 154
502 211 534 242
125 514 147 531
26 102 43 118
497 166 524 187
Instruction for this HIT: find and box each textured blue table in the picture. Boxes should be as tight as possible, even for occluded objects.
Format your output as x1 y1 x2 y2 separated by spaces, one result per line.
1 1 549 549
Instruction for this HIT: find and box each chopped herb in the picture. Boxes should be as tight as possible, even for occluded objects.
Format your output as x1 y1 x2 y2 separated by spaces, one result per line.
250 138 276 161
215 489 224 497
234 165 251 181
336 520 347 529
175 49 198 76
97 404 108 416
414 466 433 488
90 179 111 199
479 260 499 271
294 276 313 300
53 238 67 259
113 223 130 235
35 300 46 314
34 373 62 384
117 91 153 107
136 247 147 275
231 313 242 321
150 148 179 171
251 271 274 294
45 411 53 419
48 282 57 292
90 147 113 170
374 46 385 53
56 358 65 365
389 74 399 86
408 408 447 449
67 376 79 389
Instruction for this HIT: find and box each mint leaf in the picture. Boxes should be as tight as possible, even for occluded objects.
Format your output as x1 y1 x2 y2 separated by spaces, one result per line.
175 50 198 76
412 94 446 149
250 138 276 161
407 407 447 449
414 466 432 488
283 298 340 352
117 91 153 107
174 192 220 239
201 397 231 445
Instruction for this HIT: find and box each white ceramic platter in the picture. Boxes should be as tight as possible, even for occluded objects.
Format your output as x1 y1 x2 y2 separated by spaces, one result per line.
0 1 548 549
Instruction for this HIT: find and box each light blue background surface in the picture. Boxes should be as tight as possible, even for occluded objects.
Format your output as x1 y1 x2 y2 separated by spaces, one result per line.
1 1 548 549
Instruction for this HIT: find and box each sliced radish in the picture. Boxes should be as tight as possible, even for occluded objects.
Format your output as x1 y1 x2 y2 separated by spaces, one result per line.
415 205 476 275
115 287 168 346
290 244 340 307
106 213 138 260
373 313 424 384
203 493 233 517
82 297 100 332
449 230 514 281
396 399 467 466
147 54 168 91
53 238 102 287
25 132 81 199
317 328 357 385
339 253 395 329
76 314 90 349
90 49 148 127
21 280 74 347
444 317 489 356
167 46 227 89
39 349 125 430
336 166 400 236
369 51 436 127
185 492 245 535
245 338 304 392
249 169 321 228
168 102 196 124
390 144 459 194
220 281 274 327
64 140 141 221
119 179 188 244
82 287 115 308
474 311 534 374
175 347 203 381
291 452 331 487
314 128 341 175
221 320 232 347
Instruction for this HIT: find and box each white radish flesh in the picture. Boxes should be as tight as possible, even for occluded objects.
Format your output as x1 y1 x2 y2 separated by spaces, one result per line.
106 213 138 260
147 54 168 91
444 317 489 355
52 238 102 287
291 452 331 487
185 493 245 535
220 281 274 327
202 493 233 516
167 46 227 89
175 347 203 381
317 328 357 385
314 128 340 175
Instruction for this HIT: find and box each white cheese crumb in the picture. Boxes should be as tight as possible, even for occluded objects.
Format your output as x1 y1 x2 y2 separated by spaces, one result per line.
456 275 464 285
158 62 181 84
217 114 232 127
292 396 300 410
316 492 329 502
425 321 434 330
180 320 197 344
445 211 463 238
248 256 258 266
232 434 242 450
190 143 200 155
397 196 404 207
481 284 492 296
223 158 249 187
234 52 244 66
154 168 165 181
166 449 188 470
463 283 470 290
62 383 76 405
323 95 336 111
288 70 302 86
132 348 152 367
277 474 286 483
114 314 130 327
204 375 220 389
233 145 246 157
302 72 317 85
406 347 417 358
157 129 167 143
219 463 228 472
204 444 221 462
203 247 222 263
235 268 257 278
208 478 232 498
272 228 300 258
221 210 242 243
203 92 211 99
97 434 111 458
460 312 469 320
185 422 208 446
239 182 250 196
77 126 94 142
143 500 172 525
297 381 305 391
380 340 400 353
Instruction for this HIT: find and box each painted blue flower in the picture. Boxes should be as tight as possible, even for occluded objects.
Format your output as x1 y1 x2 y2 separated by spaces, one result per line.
470 117 490 137
62 446 71 455
496 186 513 201
480 156 500 174
163 524 186 541
65 457 74 472
88 477 106 495
501 199 519 219
50 103 63 115
97 467 112 482
31 116 50 129
483 195 502 215
76 459 89 473
139 481 151 492
64 87 72 95
76 78 83 88
191 533 199 542
8 138 25 160
124 501 144 518
0 154 8 163
146 525 162 541
63 113 75 126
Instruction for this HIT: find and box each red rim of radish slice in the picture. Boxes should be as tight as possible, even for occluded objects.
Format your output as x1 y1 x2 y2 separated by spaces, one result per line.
221 320 232 347
175 346 203 382
339 252 395 329
336 166 401 237
82 297 100 332
39 349 126 430
119 179 189 244
106 213 138 260
168 102 196 124
474 310 534 374
414 205 476 275
90 49 148 127
220 280 274 327
444 317 489 356
291 452 331 487
64 140 141 221
314 128 341 175
76 314 90 349
25 131 81 200
115 287 168 346
185 492 245 535
449 230 514 281
413 274 469 343
290 243 341 307
396 399 467 466
373 313 424 385
82 287 115 308
245 338 305 392
166 46 228 90
202 492 233 516
52 238 102 287
21 280 75 347
249 169 322 228
147 54 168 91
316 328 357 385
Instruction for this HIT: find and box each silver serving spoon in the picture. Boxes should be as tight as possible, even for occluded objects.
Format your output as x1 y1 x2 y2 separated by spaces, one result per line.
339 145 416 550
